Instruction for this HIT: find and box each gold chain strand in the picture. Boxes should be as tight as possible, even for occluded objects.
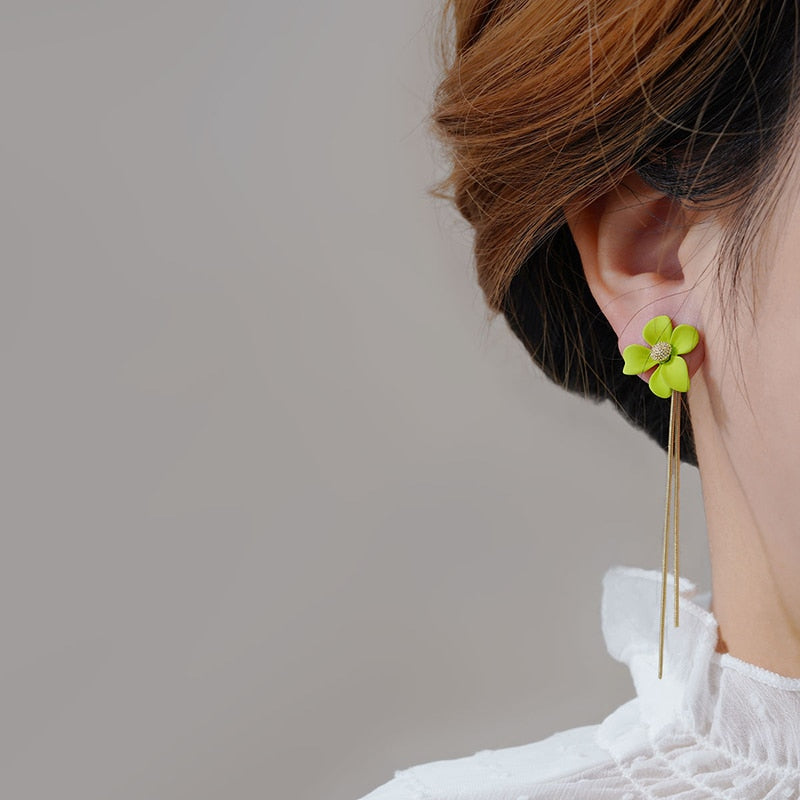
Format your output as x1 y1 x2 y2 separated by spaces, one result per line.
674 392 681 628
659 389 678 679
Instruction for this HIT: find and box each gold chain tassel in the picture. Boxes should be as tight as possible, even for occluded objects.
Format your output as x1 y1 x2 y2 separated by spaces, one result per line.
658 389 682 680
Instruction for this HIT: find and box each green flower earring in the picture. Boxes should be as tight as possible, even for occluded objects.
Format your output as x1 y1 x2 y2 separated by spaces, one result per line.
621 314 700 680
622 314 699 398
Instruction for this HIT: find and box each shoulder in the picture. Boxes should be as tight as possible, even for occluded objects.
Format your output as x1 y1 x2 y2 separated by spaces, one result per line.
356 722 615 800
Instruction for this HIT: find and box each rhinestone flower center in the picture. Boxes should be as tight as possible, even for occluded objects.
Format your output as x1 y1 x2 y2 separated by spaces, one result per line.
650 341 673 363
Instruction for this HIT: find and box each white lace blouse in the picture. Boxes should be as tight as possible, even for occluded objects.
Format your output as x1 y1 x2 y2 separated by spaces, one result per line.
359 566 800 799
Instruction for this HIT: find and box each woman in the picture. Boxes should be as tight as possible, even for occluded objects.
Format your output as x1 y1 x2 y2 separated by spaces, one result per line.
361 1 800 797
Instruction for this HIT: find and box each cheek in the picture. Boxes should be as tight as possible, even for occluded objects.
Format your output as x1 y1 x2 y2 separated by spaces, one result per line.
711 212 800 559
749 203 800 444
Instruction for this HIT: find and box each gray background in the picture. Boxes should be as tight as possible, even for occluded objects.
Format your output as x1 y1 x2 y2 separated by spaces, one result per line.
0 2 710 799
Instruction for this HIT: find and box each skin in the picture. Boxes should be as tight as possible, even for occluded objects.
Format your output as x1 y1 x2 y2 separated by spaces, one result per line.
565 155 800 678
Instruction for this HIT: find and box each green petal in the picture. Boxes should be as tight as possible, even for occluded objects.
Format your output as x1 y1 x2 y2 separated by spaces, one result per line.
622 343 656 375
670 323 699 355
661 355 690 392
642 315 673 346
648 365 672 398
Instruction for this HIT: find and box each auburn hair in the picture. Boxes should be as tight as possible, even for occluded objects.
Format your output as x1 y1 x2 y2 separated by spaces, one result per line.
430 0 800 465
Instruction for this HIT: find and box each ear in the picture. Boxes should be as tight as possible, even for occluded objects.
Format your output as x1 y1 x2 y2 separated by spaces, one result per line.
564 171 708 386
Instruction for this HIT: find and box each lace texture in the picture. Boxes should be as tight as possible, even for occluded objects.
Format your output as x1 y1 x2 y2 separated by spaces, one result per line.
359 566 800 800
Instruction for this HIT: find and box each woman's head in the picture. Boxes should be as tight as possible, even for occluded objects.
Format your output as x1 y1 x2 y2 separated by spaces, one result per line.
430 0 800 466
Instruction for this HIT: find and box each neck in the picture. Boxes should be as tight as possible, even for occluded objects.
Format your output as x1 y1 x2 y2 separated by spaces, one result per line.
689 370 800 677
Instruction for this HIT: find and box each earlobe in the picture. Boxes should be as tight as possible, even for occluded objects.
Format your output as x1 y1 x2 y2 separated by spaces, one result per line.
564 172 705 384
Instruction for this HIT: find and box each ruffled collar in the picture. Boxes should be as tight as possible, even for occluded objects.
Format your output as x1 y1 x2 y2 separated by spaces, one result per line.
599 566 800 771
